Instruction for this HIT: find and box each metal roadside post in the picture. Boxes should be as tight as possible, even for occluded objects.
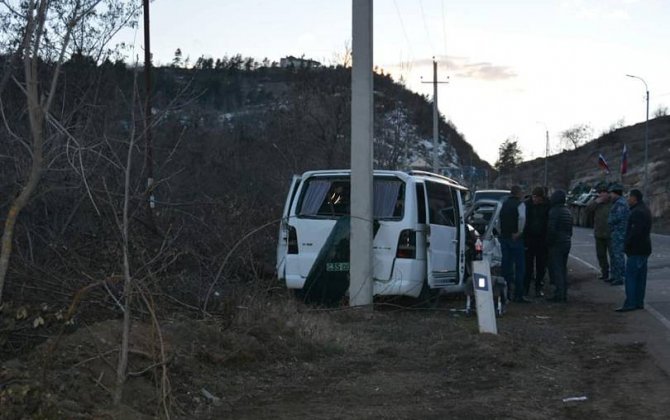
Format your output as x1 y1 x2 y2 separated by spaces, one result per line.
472 257 498 334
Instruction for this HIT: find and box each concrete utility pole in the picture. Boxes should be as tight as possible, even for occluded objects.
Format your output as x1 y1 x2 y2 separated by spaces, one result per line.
143 0 155 212
422 59 449 173
544 129 549 187
536 121 549 187
626 74 650 201
349 0 374 307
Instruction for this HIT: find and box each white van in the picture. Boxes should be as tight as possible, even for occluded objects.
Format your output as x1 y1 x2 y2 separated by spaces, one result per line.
276 170 468 299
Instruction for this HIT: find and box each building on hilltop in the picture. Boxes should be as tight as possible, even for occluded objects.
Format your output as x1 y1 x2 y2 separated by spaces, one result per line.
280 55 321 69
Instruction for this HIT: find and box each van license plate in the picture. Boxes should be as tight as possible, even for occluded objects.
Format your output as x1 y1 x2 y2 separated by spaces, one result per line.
326 262 350 272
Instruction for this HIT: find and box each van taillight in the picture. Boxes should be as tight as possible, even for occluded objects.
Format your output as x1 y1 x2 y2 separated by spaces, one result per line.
288 226 298 254
396 229 416 259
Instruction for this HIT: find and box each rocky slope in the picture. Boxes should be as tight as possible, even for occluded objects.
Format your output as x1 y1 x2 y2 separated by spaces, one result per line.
499 115 670 226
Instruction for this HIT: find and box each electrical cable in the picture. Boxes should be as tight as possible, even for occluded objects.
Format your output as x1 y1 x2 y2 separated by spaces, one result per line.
441 0 448 60
392 0 416 66
418 0 436 57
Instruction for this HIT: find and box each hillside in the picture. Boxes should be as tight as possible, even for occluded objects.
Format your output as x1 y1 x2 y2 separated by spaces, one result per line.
0 53 499 415
150 63 492 177
0 57 491 343
495 115 670 226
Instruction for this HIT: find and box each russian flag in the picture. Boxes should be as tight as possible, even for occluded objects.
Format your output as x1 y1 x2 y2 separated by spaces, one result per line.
621 144 628 175
598 153 610 174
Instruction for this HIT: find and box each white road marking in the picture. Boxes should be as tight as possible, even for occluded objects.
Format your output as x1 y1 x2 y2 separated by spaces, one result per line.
570 253 670 333
646 305 670 331
568 253 599 272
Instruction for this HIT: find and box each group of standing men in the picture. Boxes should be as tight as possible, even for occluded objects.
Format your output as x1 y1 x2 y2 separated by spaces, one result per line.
588 184 653 312
499 185 573 304
499 182 653 310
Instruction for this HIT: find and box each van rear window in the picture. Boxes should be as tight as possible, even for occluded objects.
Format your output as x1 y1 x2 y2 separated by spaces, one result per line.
297 177 405 219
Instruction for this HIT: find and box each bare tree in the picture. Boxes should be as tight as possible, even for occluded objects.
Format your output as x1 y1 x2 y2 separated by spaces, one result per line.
559 123 593 151
113 68 137 406
331 40 352 68
602 117 626 135
374 105 420 169
653 104 668 118
0 0 82 302
0 0 137 303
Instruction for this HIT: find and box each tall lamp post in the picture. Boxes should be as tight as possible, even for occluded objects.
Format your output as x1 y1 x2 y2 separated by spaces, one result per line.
625 74 649 201
536 121 549 187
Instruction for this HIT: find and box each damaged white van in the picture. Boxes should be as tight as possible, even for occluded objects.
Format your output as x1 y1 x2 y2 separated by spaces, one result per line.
276 170 469 300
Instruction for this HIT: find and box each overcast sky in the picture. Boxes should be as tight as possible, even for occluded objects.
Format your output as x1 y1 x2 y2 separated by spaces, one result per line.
115 0 670 165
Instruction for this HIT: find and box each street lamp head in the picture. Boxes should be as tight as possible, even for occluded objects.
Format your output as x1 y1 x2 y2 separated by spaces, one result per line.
624 73 650 204
625 74 648 90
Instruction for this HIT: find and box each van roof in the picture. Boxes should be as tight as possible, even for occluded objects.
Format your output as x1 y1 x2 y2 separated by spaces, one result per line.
298 169 468 190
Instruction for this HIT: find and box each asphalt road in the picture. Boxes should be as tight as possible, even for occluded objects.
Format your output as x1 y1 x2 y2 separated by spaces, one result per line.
570 226 670 331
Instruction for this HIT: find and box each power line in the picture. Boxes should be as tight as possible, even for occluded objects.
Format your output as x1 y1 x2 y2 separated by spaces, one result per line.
441 0 448 59
392 0 415 63
418 0 435 56
392 0 416 80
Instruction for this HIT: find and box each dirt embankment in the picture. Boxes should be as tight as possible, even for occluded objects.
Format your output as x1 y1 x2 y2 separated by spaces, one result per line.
2 264 670 419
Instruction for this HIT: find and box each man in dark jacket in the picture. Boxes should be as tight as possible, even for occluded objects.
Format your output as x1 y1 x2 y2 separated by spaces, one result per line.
546 190 573 302
615 189 652 312
524 187 550 297
500 185 528 303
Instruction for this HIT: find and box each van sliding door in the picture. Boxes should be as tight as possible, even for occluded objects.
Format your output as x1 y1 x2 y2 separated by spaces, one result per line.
424 181 459 287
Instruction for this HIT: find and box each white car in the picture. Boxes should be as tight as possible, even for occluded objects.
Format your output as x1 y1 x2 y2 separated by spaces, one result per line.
464 199 506 315
465 199 503 267
472 189 510 204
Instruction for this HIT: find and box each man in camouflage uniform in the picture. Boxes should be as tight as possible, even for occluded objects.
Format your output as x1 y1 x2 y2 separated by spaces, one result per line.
587 184 612 281
607 184 629 286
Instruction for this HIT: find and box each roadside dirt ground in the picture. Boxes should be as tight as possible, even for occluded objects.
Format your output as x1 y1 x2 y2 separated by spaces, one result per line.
2 260 670 419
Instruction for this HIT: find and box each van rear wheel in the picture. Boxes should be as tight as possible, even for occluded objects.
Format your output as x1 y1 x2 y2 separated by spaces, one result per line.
417 280 439 309
293 288 306 301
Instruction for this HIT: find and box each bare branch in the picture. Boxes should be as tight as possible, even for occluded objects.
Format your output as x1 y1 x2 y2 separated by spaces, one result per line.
203 219 280 313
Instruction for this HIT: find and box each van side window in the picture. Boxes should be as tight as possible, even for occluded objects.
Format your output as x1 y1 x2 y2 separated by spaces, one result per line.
299 180 336 216
416 184 426 224
425 181 456 227
374 179 404 219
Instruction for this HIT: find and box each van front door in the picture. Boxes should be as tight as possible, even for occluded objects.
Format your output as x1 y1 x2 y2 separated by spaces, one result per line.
276 175 302 280
424 181 459 287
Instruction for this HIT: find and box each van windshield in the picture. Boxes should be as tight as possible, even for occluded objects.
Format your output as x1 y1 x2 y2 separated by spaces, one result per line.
297 176 405 219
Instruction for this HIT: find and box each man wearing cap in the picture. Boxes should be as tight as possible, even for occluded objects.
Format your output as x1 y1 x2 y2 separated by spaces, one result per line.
615 189 652 312
500 185 529 303
607 184 629 286
587 184 612 282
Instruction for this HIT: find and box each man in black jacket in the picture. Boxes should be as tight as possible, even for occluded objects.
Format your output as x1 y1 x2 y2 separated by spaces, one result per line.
546 190 573 302
524 187 550 297
615 189 652 312
500 185 528 303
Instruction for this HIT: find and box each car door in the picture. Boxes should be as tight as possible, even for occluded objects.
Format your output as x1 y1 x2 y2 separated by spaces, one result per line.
276 175 301 280
424 180 459 287
451 186 466 285
465 199 503 265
